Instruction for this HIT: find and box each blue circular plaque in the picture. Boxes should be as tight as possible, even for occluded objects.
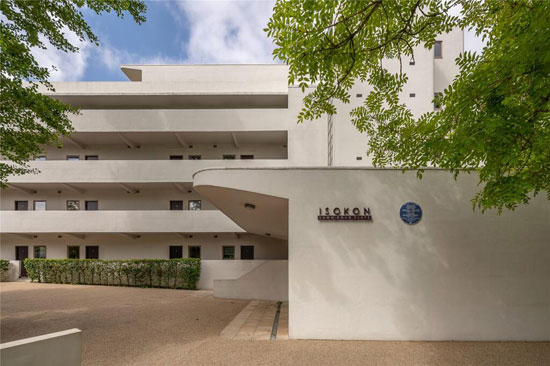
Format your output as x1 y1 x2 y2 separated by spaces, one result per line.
399 202 422 225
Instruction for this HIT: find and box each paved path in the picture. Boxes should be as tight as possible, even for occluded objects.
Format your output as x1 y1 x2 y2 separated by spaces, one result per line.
1 282 549 366
220 300 288 340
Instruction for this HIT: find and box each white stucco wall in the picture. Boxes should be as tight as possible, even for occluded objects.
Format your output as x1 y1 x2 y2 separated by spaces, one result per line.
434 28 463 93
194 168 550 341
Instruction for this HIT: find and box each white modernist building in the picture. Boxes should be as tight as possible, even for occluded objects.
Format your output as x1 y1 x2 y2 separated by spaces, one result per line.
1 28 550 340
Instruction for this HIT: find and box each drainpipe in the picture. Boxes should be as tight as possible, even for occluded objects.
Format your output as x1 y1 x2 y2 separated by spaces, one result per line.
327 112 334 167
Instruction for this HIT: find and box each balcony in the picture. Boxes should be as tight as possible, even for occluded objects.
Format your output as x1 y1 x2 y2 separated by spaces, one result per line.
40 65 290 109
70 109 290 133
0 210 244 234
7 159 290 184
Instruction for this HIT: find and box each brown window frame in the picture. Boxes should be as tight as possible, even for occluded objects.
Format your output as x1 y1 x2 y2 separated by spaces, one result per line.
170 200 184 210
33 200 47 211
67 246 80 259
188 200 201 211
222 246 235 260
85 200 99 211
434 41 443 59
67 200 80 211
15 200 29 211
188 246 201 259
33 245 47 259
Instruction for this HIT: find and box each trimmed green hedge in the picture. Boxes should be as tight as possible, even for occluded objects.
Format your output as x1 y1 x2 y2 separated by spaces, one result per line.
0 259 9 273
23 258 201 290
0 259 10 282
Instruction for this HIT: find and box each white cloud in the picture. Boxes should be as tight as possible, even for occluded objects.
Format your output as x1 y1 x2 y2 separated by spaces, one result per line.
96 42 184 70
173 0 277 63
31 29 91 81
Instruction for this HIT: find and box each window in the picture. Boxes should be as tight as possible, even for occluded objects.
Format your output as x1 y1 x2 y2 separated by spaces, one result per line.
188 246 201 259
409 93 416 98
223 155 236 160
409 59 415 65
66 155 80 161
170 155 183 160
188 155 201 160
33 200 46 211
170 200 184 210
222 246 235 260
434 41 442 59
240 246 254 260
169 246 183 259
86 246 99 259
67 246 80 259
85 201 98 211
188 200 201 211
356 93 362 98
356 157 363 161
34 246 47 259
15 201 28 211
240 155 254 160
85 155 99 160
434 92 443 110
34 156 47 161
67 200 80 210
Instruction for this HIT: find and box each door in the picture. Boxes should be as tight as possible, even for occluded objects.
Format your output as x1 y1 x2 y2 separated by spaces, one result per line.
86 246 99 259
169 246 183 259
15 246 28 277
188 246 201 259
241 245 254 260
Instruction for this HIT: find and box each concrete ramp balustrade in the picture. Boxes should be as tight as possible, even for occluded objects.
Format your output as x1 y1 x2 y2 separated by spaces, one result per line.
214 260 288 301
1 261 21 282
0 329 82 366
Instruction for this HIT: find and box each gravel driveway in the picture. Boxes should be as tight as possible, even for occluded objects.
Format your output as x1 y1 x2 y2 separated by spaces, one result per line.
1 282 548 366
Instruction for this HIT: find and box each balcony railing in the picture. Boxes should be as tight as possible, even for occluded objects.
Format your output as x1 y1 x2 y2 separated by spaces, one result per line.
0 210 244 234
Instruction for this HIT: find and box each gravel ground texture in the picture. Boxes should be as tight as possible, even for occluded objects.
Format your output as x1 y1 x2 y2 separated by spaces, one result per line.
1 282 549 366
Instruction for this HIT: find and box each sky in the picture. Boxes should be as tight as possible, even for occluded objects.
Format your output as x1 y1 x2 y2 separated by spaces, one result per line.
32 0 485 82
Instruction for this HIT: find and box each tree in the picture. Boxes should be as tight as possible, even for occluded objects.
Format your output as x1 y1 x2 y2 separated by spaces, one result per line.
266 0 550 212
0 0 146 186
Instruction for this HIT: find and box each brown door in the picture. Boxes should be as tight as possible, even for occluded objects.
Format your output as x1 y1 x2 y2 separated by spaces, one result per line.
15 246 29 277
86 246 99 259
169 246 183 259
241 246 254 260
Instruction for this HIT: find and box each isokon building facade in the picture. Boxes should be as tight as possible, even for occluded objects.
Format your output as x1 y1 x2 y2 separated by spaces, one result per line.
1 28 549 341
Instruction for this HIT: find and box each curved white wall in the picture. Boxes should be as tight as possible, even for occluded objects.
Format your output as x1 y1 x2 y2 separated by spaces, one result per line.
194 168 550 341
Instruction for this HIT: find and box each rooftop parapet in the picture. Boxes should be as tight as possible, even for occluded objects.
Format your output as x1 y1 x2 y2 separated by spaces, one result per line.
38 64 290 109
